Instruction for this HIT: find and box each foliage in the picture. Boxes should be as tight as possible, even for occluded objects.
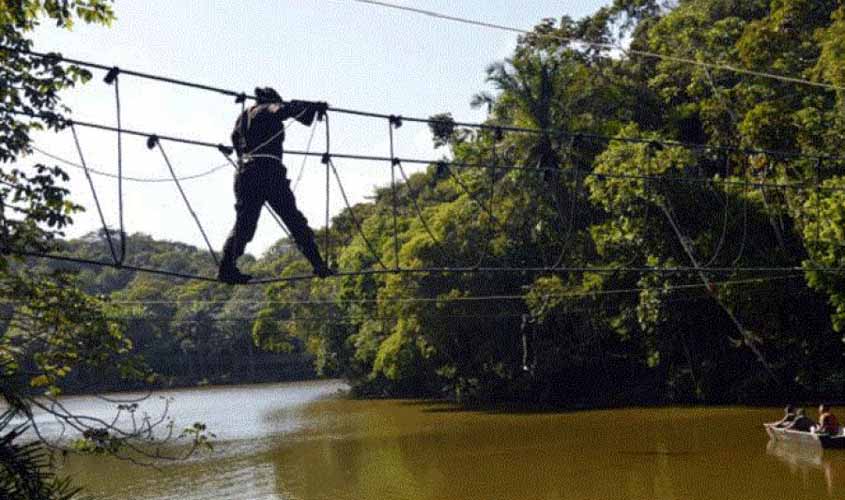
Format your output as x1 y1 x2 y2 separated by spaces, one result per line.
247 0 845 405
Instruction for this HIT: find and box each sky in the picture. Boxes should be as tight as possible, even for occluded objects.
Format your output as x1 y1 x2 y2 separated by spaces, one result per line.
26 0 610 258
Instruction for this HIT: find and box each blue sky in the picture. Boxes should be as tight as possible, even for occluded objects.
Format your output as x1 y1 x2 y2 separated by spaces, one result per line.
28 0 610 256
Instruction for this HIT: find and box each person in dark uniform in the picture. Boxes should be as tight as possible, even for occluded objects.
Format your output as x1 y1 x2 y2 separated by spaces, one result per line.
218 87 331 284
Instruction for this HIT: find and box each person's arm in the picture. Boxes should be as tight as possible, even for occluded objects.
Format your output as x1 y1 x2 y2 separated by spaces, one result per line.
277 100 326 126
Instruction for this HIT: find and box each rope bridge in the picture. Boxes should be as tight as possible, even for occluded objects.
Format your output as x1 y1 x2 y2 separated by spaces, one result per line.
5 48 845 285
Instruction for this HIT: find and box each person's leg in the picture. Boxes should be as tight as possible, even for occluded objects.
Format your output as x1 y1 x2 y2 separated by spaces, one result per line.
265 170 331 276
219 166 263 283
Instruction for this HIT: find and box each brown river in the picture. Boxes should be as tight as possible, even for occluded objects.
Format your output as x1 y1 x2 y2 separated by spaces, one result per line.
37 379 845 499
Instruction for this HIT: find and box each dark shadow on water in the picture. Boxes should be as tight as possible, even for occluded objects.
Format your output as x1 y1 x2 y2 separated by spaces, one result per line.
395 398 749 416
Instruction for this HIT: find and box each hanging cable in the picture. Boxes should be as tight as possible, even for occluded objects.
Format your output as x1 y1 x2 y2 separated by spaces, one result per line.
69 121 119 265
701 153 731 268
32 145 230 183
149 137 219 266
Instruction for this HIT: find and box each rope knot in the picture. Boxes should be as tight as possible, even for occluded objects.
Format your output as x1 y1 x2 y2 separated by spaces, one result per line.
146 135 159 150
321 153 331 165
104 66 120 85
234 93 247 104
217 144 233 156
389 115 403 128
391 158 401 167
493 127 504 142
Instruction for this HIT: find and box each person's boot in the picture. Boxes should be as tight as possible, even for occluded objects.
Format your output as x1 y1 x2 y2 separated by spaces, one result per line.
217 247 252 284
218 264 252 284
312 260 335 278
300 241 334 278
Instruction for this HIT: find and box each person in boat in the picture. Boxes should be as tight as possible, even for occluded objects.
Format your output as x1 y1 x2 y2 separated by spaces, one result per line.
786 408 816 432
772 404 797 428
816 404 840 435
218 87 332 284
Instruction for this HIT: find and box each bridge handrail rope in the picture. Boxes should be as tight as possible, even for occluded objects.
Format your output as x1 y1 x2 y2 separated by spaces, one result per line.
6 47 845 161
14 109 842 194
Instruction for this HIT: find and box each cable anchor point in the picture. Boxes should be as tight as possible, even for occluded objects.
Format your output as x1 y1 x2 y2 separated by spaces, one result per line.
217 144 233 156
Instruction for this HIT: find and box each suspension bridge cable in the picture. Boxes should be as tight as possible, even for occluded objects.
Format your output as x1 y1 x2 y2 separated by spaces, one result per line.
6 47 845 162
346 0 845 93
5 243 843 286
16 109 845 195
30 274 797 306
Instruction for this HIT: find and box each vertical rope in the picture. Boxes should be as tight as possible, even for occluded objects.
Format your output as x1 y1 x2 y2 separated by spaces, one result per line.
152 137 219 266
70 122 119 264
323 114 332 267
389 118 400 269
108 69 127 265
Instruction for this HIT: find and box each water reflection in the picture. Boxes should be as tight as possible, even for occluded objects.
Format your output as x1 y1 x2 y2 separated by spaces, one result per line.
766 438 845 496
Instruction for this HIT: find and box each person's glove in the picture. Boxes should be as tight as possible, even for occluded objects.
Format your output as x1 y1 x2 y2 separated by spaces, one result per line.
310 101 328 121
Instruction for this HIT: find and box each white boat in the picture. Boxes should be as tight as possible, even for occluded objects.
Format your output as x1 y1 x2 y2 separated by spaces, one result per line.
764 423 845 449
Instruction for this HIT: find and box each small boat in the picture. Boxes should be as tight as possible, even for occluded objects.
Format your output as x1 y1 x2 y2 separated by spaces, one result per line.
764 423 845 449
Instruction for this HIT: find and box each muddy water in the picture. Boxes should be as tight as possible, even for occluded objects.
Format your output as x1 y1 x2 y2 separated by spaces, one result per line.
50 380 845 499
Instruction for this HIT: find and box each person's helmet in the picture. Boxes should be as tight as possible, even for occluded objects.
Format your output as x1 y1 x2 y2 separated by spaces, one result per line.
255 87 283 104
